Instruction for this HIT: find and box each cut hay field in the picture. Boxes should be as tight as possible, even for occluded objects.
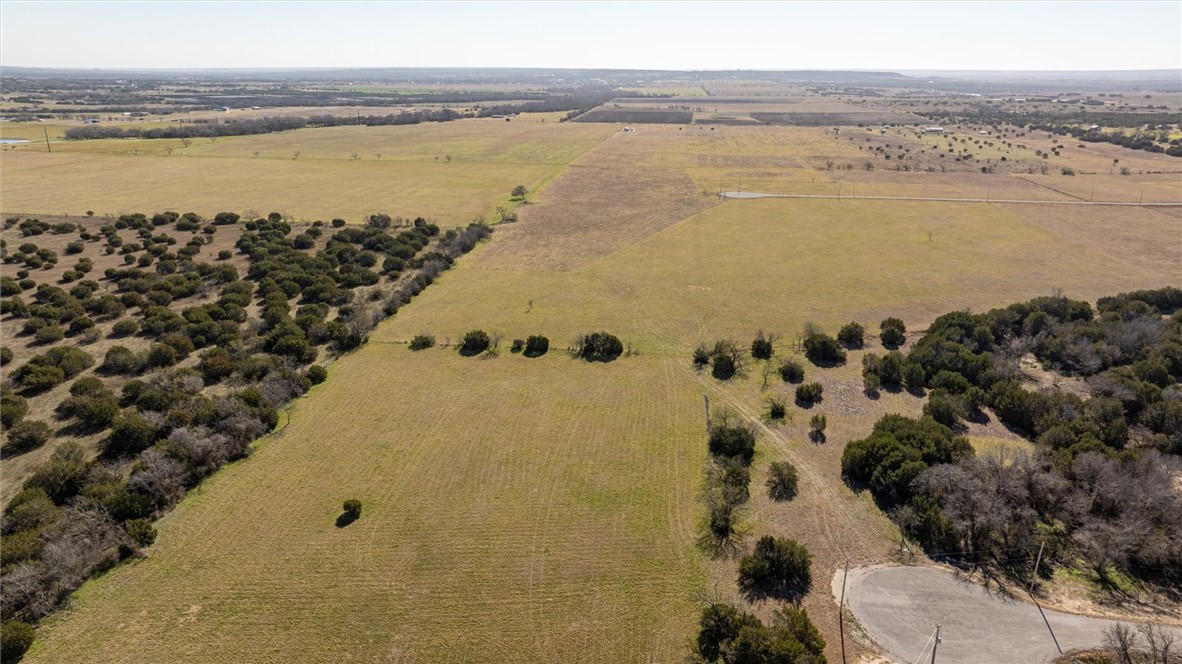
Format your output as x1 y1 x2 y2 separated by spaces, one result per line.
386 196 1179 356
26 350 709 663
13 117 1182 663
0 118 615 224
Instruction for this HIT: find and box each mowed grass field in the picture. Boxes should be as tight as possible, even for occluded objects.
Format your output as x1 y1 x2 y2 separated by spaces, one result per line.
27 350 709 663
385 196 1180 355
17 120 1182 663
0 117 615 224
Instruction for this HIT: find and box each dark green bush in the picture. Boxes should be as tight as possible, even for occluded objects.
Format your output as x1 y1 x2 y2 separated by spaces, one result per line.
777 359 804 383
767 397 786 421
124 519 158 547
795 382 823 404
838 321 865 348
16 363 65 393
460 329 491 355
579 331 623 362
766 461 798 501
34 324 65 344
880 317 907 347
708 423 756 464
1 386 28 428
408 334 435 350
101 346 143 375
306 365 328 384
105 410 156 457
751 331 774 360
6 420 52 453
803 333 846 365
524 335 549 357
111 319 140 337
738 535 812 597
1 620 34 662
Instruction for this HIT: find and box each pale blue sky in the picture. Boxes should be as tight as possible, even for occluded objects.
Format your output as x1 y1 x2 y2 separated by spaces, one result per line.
2 1 1180 71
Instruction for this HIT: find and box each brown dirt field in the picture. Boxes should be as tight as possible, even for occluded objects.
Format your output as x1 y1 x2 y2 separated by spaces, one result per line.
469 131 718 271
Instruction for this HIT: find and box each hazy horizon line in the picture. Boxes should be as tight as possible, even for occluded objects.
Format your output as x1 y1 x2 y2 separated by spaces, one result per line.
3 65 1180 74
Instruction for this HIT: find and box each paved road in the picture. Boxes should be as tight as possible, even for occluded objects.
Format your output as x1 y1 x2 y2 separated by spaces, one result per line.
721 191 1182 206
841 566 1182 664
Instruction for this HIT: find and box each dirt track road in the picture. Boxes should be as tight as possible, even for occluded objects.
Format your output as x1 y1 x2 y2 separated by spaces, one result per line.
840 566 1182 664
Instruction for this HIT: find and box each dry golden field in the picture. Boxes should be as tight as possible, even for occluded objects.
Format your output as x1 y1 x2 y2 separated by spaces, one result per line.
0 117 615 225
11 115 1182 663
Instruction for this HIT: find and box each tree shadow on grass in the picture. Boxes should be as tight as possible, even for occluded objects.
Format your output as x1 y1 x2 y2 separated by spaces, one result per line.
335 511 359 528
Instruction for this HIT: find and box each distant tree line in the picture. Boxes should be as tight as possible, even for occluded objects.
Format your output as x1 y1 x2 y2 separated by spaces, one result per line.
63 109 470 141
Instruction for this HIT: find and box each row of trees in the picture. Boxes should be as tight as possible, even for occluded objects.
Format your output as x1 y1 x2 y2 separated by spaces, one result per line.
63 109 469 141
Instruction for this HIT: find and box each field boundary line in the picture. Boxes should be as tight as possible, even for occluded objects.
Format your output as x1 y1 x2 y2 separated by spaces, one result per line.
720 191 1182 207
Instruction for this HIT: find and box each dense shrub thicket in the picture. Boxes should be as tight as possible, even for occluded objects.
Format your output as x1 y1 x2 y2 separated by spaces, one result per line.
0 211 493 645
846 288 1182 586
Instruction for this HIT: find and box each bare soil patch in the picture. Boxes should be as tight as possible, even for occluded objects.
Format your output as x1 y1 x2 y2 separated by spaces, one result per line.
470 132 716 270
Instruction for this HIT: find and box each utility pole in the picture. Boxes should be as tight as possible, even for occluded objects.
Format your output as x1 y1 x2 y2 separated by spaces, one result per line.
1026 542 1062 655
1028 542 1045 593
839 560 849 664
930 624 941 664
43 127 51 153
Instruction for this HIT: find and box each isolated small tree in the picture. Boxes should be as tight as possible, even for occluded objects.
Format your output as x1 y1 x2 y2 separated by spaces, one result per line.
751 330 776 360
408 334 435 350
460 329 491 356
837 321 865 348
777 359 803 384
880 317 907 347
766 461 799 501
803 333 846 365
708 422 757 464
796 382 823 405
712 353 736 380
511 185 528 201
710 339 745 380
338 499 362 527
738 535 812 597
809 413 827 442
693 343 711 368
524 335 549 357
579 331 623 362
767 397 787 421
